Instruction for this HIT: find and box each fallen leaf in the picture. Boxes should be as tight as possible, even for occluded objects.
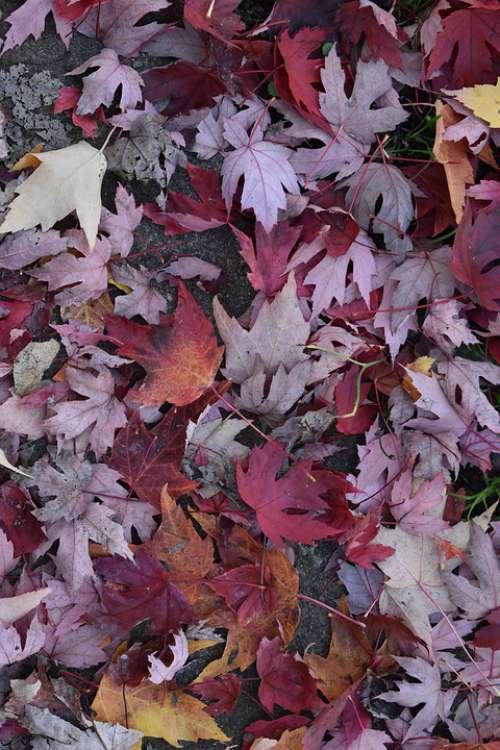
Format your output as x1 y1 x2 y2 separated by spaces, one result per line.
0 142 107 250
433 101 474 223
106 283 223 406
221 118 300 232
69 48 144 115
305 599 372 700
95 549 194 634
142 486 214 605
0 588 51 627
257 636 320 713
92 673 229 748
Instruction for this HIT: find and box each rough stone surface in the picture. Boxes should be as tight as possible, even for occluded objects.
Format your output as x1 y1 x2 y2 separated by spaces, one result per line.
13 339 60 396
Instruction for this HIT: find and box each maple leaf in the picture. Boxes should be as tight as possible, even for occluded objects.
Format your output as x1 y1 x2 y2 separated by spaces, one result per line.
0 228 68 271
0 587 51 627
1 0 72 53
338 562 383 616
301 228 377 316
92 672 229 748
451 79 500 128
236 442 338 546
319 45 408 146
106 283 223 406
375 525 455 648
99 184 142 258
437 357 500 434
451 203 500 311
107 411 196 508
343 163 416 257
207 563 277 626
111 263 168 324
191 674 241 717
196 545 300 679
184 0 244 41
53 0 109 21
305 601 372 700
30 235 112 306
233 221 301 297
0 481 46 555
54 87 107 138
44 366 126 456
22 705 143 750
382 245 455 335
257 636 320 713
96 549 194 634
69 49 144 115
423 300 479 354
378 656 451 740
221 118 300 232
142 486 213 606
0 617 47 668
433 101 474 223
388 471 448 536
144 163 227 234
337 0 403 69
275 29 327 116
444 524 500 619
143 62 226 117
426 8 500 88
0 143 106 250
77 0 170 57
214 274 310 384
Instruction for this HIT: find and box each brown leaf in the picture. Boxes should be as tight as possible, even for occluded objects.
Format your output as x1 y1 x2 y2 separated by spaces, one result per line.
433 101 474 223
141 486 214 605
304 598 372 700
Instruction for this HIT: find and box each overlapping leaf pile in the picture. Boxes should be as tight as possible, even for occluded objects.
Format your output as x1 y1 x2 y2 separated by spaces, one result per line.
0 1 499 749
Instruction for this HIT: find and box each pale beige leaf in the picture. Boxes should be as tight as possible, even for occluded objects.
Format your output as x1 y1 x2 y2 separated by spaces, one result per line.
0 142 107 250
0 447 32 478
0 587 51 626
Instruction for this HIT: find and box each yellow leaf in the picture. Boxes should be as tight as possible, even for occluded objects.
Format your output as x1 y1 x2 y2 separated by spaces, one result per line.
433 101 474 223
453 79 500 128
0 141 106 250
91 673 229 749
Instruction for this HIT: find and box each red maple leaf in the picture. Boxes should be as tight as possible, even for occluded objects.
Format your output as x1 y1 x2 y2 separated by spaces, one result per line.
207 563 277 625
0 481 46 556
106 283 223 406
95 549 194 634
106 411 197 509
345 514 394 570
232 221 301 297
236 442 339 547
274 29 327 118
336 1 404 69
143 164 228 235
53 0 109 21
143 61 226 117
256 636 320 713
54 87 106 137
451 203 500 311
184 0 244 41
426 8 500 87
191 674 241 717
